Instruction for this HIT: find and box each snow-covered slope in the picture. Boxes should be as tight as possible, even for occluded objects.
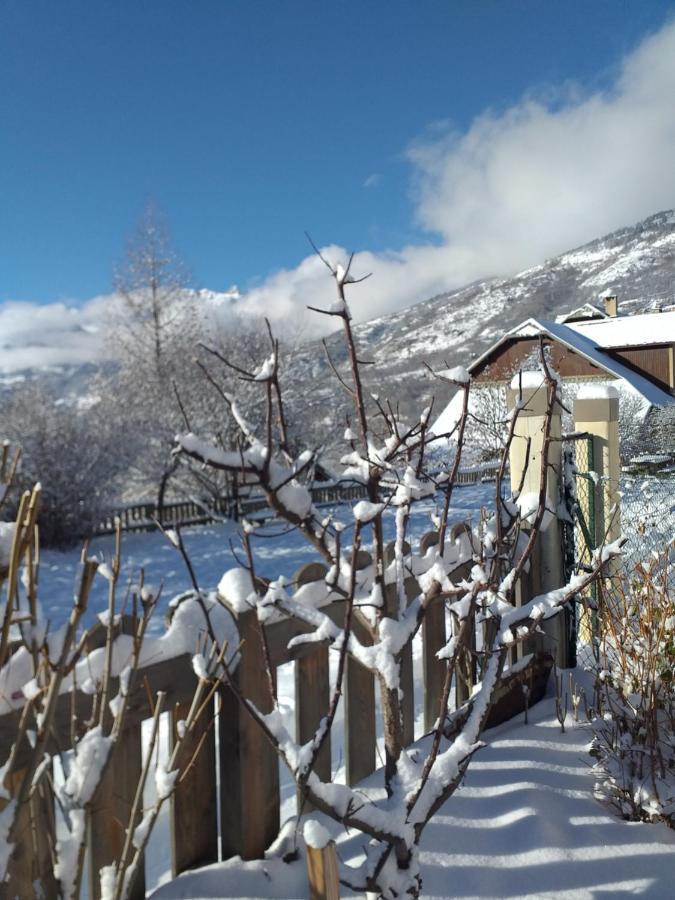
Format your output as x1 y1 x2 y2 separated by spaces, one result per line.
4 210 675 438
283 209 675 442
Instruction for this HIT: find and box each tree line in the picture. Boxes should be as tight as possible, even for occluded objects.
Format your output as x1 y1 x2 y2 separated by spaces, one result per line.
1 206 276 546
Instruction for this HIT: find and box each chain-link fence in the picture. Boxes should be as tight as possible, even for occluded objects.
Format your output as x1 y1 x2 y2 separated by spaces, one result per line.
617 473 675 571
564 435 675 646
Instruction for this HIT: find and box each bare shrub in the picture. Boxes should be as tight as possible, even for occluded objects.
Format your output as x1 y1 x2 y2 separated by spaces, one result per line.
589 544 674 825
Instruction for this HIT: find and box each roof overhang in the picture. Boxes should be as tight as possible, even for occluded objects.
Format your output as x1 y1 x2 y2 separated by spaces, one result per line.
469 317 674 407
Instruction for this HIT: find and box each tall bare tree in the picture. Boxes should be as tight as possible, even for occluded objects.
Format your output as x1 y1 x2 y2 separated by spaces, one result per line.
109 203 202 507
113 201 194 373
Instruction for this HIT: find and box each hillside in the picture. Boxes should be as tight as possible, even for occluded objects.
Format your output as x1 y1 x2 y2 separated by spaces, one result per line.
3 209 675 449
284 209 675 443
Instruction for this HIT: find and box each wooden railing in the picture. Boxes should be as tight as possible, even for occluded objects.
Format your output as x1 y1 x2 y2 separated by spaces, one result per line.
92 482 370 536
93 467 503 538
0 527 549 898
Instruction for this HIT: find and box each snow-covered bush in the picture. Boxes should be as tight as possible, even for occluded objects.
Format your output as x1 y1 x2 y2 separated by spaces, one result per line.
589 543 674 825
0 476 228 899
176 252 621 898
0 381 130 546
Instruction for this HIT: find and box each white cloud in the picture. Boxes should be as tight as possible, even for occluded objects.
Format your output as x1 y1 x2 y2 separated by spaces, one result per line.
0 294 117 373
4 19 675 365
237 18 675 333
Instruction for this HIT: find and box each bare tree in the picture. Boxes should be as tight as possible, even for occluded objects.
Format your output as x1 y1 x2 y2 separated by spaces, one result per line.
113 201 194 373
108 203 204 508
175 253 622 898
0 382 129 546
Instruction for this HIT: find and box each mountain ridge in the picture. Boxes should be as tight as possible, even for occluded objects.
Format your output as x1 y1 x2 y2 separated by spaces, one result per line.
3 209 675 434
284 208 675 436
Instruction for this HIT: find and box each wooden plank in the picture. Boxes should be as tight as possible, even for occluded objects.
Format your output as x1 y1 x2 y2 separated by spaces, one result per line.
296 646 331 811
219 609 279 860
4 768 57 899
170 696 219 876
344 655 375 786
382 580 415 747
218 682 243 861
306 841 340 900
400 642 415 746
89 719 145 900
423 597 446 733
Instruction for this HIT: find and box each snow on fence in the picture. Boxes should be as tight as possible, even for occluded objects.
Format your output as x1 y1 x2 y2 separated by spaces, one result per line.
93 468 502 537
0 526 549 897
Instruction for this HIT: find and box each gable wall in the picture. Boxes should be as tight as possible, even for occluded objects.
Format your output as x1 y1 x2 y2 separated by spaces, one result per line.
610 345 674 393
472 337 607 383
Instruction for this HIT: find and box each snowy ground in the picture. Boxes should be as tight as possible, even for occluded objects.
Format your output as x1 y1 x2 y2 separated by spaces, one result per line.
37 483 496 632
150 672 675 900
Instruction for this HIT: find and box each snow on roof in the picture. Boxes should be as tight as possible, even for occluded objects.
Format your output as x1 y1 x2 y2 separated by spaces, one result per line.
468 316 675 407
533 318 674 406
567 309 675 348
555 303 607 324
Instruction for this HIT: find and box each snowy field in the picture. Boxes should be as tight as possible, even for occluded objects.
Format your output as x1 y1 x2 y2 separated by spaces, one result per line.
37 482 497 632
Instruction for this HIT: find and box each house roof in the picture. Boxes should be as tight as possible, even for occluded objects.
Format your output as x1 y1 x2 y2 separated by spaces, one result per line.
468 316 675 407
555 303 607 324
566 309 675 348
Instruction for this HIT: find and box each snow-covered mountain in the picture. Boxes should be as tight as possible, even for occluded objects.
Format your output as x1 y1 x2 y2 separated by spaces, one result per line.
3 210 675 428
284 209 675 433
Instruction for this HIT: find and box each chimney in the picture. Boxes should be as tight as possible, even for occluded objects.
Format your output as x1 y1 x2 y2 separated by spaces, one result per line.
603 295 618 317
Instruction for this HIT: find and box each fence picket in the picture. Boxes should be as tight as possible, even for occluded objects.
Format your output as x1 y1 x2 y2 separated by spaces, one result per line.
89 720 145 900
170 697 219 876
296 647 331 808
344 656 376 786
4 769 57 898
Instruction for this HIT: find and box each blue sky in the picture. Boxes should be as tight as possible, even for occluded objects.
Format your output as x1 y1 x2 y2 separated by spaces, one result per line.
2 1 675 335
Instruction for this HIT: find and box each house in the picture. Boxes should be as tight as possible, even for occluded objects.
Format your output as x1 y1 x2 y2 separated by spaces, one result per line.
431 296 675 441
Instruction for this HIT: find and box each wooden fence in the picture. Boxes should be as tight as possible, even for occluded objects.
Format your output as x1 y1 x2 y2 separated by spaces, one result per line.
0 524 547 899
93 465 503 537
93 483 370 536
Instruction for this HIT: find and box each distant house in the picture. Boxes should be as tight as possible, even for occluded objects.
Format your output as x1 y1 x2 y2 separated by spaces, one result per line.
432 296 675 440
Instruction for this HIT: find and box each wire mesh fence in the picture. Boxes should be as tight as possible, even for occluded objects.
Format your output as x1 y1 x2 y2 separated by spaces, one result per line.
617 473 675 571
564 433 675 646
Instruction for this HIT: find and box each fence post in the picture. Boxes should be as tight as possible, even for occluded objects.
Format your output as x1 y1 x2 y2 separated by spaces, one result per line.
573 387 621 642
507 378 568 665
573 387 621 548
306 840 340 900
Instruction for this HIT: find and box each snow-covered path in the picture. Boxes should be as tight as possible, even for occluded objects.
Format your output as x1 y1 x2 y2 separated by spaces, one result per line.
150 684 675 900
